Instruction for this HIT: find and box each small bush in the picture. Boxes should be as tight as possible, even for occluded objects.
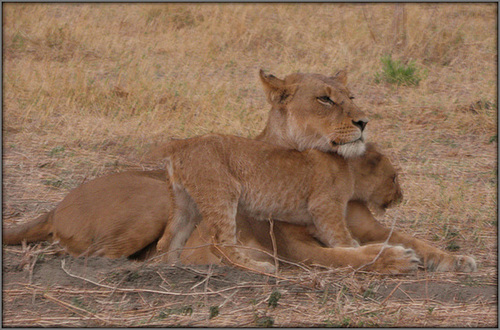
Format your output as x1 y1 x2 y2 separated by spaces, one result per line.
446 241 461 251
375 55 424 86
43 178 64 188
267 290 281 308
255 316 274 327
48 146 66 157
209 305 219 319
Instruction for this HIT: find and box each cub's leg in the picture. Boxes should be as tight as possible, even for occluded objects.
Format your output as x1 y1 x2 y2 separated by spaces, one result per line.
202 197 276 274
168 177 275 273
346 201 477 272
307 192 359 248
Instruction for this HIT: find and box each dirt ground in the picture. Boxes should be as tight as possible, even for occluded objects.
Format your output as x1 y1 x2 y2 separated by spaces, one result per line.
2 243 497 327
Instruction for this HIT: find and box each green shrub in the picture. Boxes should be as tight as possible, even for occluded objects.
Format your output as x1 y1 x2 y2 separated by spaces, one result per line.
375 55 424 86
268 290 281 308
209 305 219 319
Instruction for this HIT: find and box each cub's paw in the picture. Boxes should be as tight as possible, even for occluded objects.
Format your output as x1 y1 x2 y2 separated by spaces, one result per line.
248 260 276 274
361 244 420 274
225 255 276 274
336 238 361 248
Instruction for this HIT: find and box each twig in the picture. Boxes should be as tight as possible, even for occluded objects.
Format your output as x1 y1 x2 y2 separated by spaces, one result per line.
5 283 116 295
398 287 416 303
174 264 220 277
2 317 85 326
353 215 398 273
380 282 403 305
203 264 212 308
42 292 116 326
190 264 212 290
215 242 312 272
268 217 279 275
148 240 311 272
211 243 290 282
28 251 37 285
156 270 172 287
218 289 239 308
60 259 272 297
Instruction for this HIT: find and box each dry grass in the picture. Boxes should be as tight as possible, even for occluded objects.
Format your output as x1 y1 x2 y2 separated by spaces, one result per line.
3 246 497 327
2 3 497 327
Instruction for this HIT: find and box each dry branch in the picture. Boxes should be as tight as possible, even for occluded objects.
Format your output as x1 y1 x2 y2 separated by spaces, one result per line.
42 293 117 326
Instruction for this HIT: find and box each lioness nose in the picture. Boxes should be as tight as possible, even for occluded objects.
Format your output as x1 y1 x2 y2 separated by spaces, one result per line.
352 119 368 131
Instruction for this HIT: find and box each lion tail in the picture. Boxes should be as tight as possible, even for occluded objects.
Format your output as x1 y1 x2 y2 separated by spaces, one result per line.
3 211 54 245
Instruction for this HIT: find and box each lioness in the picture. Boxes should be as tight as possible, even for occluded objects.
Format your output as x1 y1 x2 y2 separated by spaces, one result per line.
153 135 412 273
4 69 476 273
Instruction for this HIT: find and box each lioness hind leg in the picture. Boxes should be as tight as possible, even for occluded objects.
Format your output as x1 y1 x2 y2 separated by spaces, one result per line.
346 201 477 272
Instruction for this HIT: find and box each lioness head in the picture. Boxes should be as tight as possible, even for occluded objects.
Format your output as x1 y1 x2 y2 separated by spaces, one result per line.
351 143 403 216
258 69 368 158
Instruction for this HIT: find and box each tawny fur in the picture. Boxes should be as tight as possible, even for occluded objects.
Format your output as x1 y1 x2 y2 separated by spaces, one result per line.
3 69 476 273
154 135 404 273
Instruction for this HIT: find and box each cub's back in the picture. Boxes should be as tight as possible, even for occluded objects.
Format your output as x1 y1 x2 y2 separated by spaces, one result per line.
166 134 351 222
166 133 350 184
167 134 317 179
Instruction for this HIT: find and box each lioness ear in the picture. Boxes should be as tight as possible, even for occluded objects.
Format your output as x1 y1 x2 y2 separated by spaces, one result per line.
259 69 295 105
332 70 348 85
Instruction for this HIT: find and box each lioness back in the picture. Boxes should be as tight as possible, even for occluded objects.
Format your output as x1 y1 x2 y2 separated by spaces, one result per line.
51 171 173 257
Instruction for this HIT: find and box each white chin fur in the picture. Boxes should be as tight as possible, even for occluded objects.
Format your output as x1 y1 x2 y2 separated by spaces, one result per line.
337 140 366 158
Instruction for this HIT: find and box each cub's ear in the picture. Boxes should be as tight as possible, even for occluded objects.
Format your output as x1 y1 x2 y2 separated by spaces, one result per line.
363 144 384 170
364 142 378 152
332 70 348 85
366 152 383 171
259 69 296 106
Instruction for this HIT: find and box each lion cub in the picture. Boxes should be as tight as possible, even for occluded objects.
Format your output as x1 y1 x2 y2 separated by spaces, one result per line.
156 134 402 272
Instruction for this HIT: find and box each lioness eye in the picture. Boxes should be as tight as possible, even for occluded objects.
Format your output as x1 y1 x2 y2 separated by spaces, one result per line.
317 96 335 105
349 96 355 100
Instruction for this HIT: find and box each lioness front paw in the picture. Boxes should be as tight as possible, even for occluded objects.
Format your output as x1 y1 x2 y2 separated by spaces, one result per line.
454 255 477 272
430 254 477 273
360 244 420 274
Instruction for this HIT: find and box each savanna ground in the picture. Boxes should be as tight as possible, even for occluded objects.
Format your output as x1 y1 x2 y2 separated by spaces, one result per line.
2 3 497 327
